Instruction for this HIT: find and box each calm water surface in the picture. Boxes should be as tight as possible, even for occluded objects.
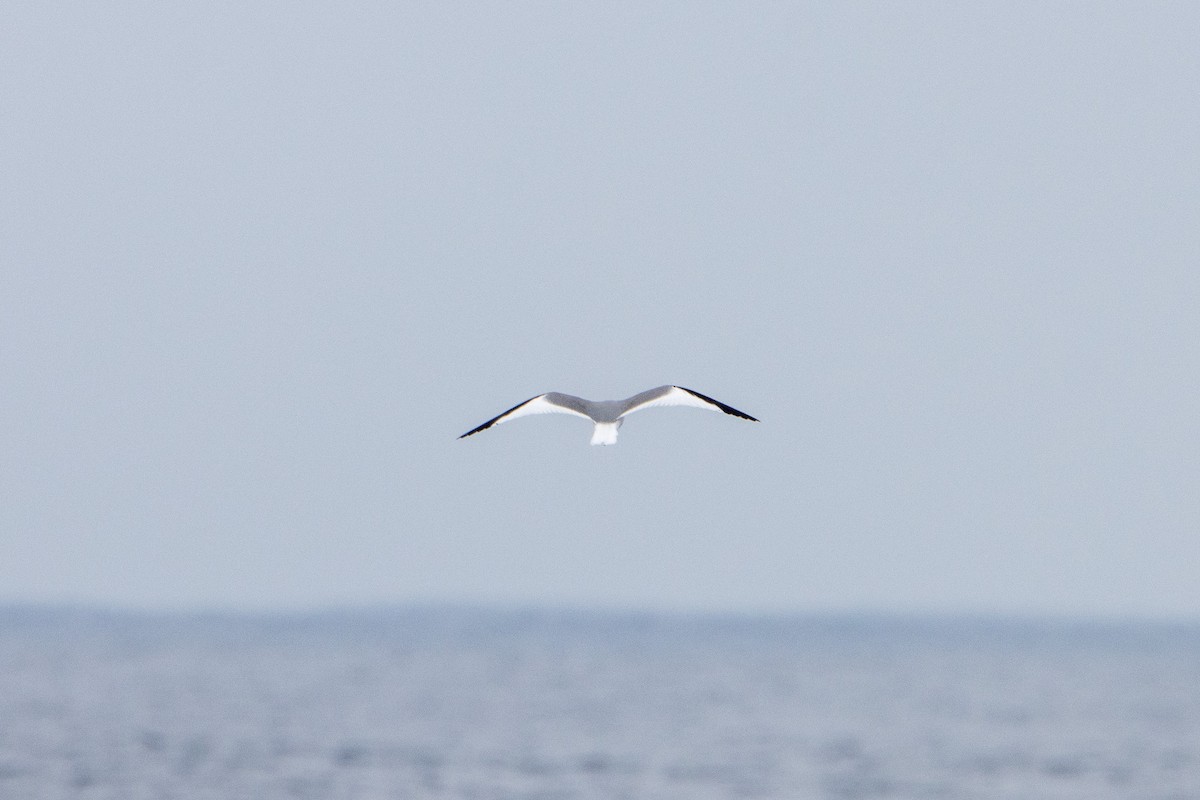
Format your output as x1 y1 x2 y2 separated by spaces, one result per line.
1 608 1198 799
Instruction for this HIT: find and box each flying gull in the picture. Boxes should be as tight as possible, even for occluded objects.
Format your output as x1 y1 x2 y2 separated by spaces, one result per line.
459 385 758 446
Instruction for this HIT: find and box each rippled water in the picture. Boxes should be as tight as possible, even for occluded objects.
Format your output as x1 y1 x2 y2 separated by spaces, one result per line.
1 608 1198 799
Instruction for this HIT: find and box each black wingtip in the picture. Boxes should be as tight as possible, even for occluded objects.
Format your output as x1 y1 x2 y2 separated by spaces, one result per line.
676 386 759 422
457 394 544 440
458 420 498 440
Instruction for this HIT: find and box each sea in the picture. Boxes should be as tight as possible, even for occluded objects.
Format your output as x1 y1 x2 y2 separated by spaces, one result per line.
1 607 1197 800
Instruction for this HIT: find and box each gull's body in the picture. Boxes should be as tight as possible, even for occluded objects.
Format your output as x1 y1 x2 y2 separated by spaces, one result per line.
458 385 758 446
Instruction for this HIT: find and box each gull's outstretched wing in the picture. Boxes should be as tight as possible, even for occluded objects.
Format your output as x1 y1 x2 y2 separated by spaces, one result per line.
617 386 759 422
458 393 592 439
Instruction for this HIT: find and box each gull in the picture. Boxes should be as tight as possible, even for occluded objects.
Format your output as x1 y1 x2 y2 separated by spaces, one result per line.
458 385 758 446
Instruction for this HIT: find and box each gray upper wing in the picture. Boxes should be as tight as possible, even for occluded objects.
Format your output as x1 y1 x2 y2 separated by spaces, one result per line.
615 386 675 415
617 385 759 421
458 393 592 439
542 393 590 417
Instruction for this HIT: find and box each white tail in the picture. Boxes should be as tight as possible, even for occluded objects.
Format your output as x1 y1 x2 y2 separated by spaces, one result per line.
590 422 621 446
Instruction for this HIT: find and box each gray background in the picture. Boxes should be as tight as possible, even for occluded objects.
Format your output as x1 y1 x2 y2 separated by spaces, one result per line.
3 2 1197 617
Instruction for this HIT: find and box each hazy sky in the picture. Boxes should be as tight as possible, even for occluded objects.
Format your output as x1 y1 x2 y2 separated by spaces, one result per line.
3 3 1198 618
